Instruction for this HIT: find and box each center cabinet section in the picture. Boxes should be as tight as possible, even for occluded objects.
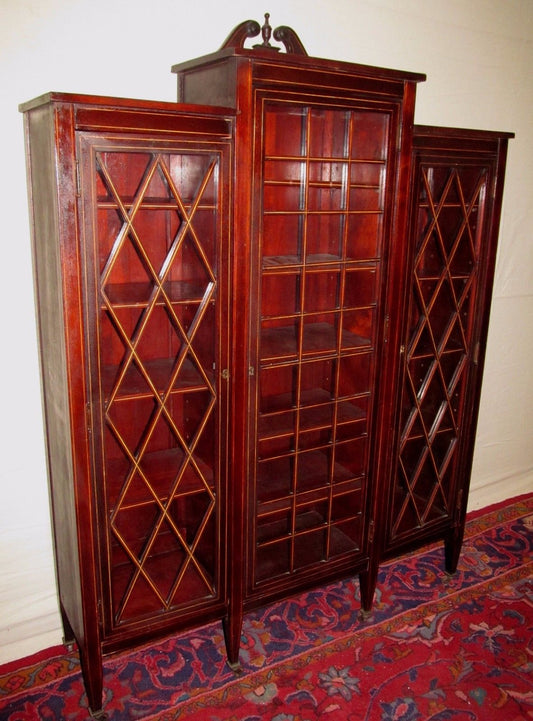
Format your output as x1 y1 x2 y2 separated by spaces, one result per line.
77 127 233 645
250 99 390 592
173 47 425 644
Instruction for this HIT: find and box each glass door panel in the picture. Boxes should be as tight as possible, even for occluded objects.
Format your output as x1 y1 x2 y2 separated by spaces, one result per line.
252 100 390 587
82 140 227 631
392 163 488 539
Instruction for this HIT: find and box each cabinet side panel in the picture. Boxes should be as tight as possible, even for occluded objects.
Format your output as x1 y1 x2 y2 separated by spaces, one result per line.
177 60 238 107
24 107 84 644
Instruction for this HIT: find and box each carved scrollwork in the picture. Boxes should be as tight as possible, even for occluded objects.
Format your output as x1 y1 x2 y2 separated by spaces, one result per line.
273 25 308 56
220 19 261 49
220 14 308 55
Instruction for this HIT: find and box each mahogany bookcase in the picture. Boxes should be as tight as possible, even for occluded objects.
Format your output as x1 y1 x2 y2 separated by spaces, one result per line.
20 16 512 717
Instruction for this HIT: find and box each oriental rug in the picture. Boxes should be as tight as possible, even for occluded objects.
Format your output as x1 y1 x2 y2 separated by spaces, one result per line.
1 493 532 720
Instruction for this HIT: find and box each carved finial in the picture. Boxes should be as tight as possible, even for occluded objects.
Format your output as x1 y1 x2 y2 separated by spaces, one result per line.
253 13 279 51
261 13 273 46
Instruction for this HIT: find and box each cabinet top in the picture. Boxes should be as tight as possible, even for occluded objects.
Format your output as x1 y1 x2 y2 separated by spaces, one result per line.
18 92 235 139
18 91 235 117
171 45 427 85
171 14 426 85
414 124 514 142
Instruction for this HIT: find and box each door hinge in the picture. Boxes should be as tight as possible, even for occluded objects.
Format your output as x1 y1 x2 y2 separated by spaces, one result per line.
383 314 390 344
86 401 92 435
75 160 81 197
473 341 480 365
368 519 375 544
221 368 230 380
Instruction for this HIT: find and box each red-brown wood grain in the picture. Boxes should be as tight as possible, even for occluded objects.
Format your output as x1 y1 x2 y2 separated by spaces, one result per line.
20 24 512 718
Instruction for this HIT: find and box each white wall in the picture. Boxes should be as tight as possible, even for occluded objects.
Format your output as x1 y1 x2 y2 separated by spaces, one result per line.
1 0 531 665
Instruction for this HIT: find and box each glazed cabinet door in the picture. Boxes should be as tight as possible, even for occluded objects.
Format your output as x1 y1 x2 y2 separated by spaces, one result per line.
385 126 512 566
247 94 402 602
78 132 231 646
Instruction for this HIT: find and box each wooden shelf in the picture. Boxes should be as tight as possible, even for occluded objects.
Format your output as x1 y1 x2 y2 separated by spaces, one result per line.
106 448 215 511
260 321 372 362
256 445 365 502
109 543 218 625
97 197 217 211
258 392 367 441
254 520 362 583
102 357 213 401
102 280 214 308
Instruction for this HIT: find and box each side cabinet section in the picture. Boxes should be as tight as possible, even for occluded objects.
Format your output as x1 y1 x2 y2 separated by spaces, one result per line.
78 132 231 642
384 126 513 566
21 94 233 716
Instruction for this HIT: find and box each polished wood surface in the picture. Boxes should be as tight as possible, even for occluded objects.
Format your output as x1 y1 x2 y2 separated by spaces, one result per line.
21 20 511 718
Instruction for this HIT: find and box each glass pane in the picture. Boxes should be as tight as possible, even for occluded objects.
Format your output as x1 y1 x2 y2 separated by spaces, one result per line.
262 271 301 317
304 270 341 312
344 266 378 308
308 109 349 158
90 144 224 625
264 106 305 157
306 215 344 260
260 364 297 412
337 353 371 397
257 456 293 503
293 529 327 569
254 102 391 585
346 214 383 260
263 214 303 263
256 539 291 582
392 162 488 539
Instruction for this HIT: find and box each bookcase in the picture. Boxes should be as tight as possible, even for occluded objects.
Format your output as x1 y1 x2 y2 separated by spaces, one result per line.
21 17 512 718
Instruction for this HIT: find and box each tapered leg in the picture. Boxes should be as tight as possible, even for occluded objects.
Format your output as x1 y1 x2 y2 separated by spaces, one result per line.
77 640 105 718
223 611 243 673
359 563 379 617
444 523 465 575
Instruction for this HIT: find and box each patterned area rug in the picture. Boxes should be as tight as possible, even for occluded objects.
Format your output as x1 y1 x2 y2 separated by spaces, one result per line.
1 494 532 720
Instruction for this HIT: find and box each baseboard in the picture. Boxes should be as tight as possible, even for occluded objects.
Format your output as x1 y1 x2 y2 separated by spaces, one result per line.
468 468 533 511
0 614 62 666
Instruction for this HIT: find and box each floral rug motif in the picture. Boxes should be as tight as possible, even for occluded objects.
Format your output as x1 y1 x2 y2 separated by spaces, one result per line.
1 494 532 720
